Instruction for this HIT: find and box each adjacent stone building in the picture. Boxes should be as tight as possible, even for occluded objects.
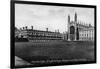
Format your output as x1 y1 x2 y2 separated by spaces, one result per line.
79 28 94 41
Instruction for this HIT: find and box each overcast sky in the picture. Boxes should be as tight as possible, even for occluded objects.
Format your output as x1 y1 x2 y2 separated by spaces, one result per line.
15 4 94 33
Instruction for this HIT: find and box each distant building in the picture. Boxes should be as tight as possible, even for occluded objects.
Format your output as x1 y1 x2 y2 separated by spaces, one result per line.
15 26 63 41
67 13 94 41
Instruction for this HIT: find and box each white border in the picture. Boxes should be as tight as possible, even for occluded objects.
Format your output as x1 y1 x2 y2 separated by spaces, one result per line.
0 0 99 69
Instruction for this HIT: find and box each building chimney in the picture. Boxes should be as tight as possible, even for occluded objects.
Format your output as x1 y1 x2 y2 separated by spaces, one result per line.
46 28 48 31
23 27 25 30
31 26 33 30
89 24 91 27
25 26 27 30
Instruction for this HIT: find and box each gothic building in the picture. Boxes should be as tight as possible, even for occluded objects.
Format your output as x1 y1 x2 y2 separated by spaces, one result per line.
67 13 94 41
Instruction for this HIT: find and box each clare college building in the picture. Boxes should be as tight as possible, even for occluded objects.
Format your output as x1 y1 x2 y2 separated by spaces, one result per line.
15 12 94 41
15 26 62 41
67 13 94 41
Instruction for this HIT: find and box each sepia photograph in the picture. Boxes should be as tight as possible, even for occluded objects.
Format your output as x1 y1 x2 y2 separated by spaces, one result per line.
11 0 96 68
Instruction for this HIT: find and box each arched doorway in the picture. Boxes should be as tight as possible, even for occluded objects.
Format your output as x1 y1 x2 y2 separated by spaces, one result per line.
70 26 75 41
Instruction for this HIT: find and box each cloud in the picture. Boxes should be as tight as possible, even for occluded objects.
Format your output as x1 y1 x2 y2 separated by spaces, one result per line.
15 4 94 33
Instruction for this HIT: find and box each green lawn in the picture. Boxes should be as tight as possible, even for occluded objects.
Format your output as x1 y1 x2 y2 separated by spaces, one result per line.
15 41 95 65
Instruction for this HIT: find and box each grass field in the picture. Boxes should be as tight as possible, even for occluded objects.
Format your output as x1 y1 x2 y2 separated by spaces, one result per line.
15 41 95 66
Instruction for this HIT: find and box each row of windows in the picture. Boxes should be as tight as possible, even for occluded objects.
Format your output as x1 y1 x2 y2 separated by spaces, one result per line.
81 31 94 33
79 33 94 37
80 34 88 36
28 37 62 39
28 35 62 38
27 32 61 37
27 31 60 34
28 31 57 34
80 31 94 35
80 33 94 35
